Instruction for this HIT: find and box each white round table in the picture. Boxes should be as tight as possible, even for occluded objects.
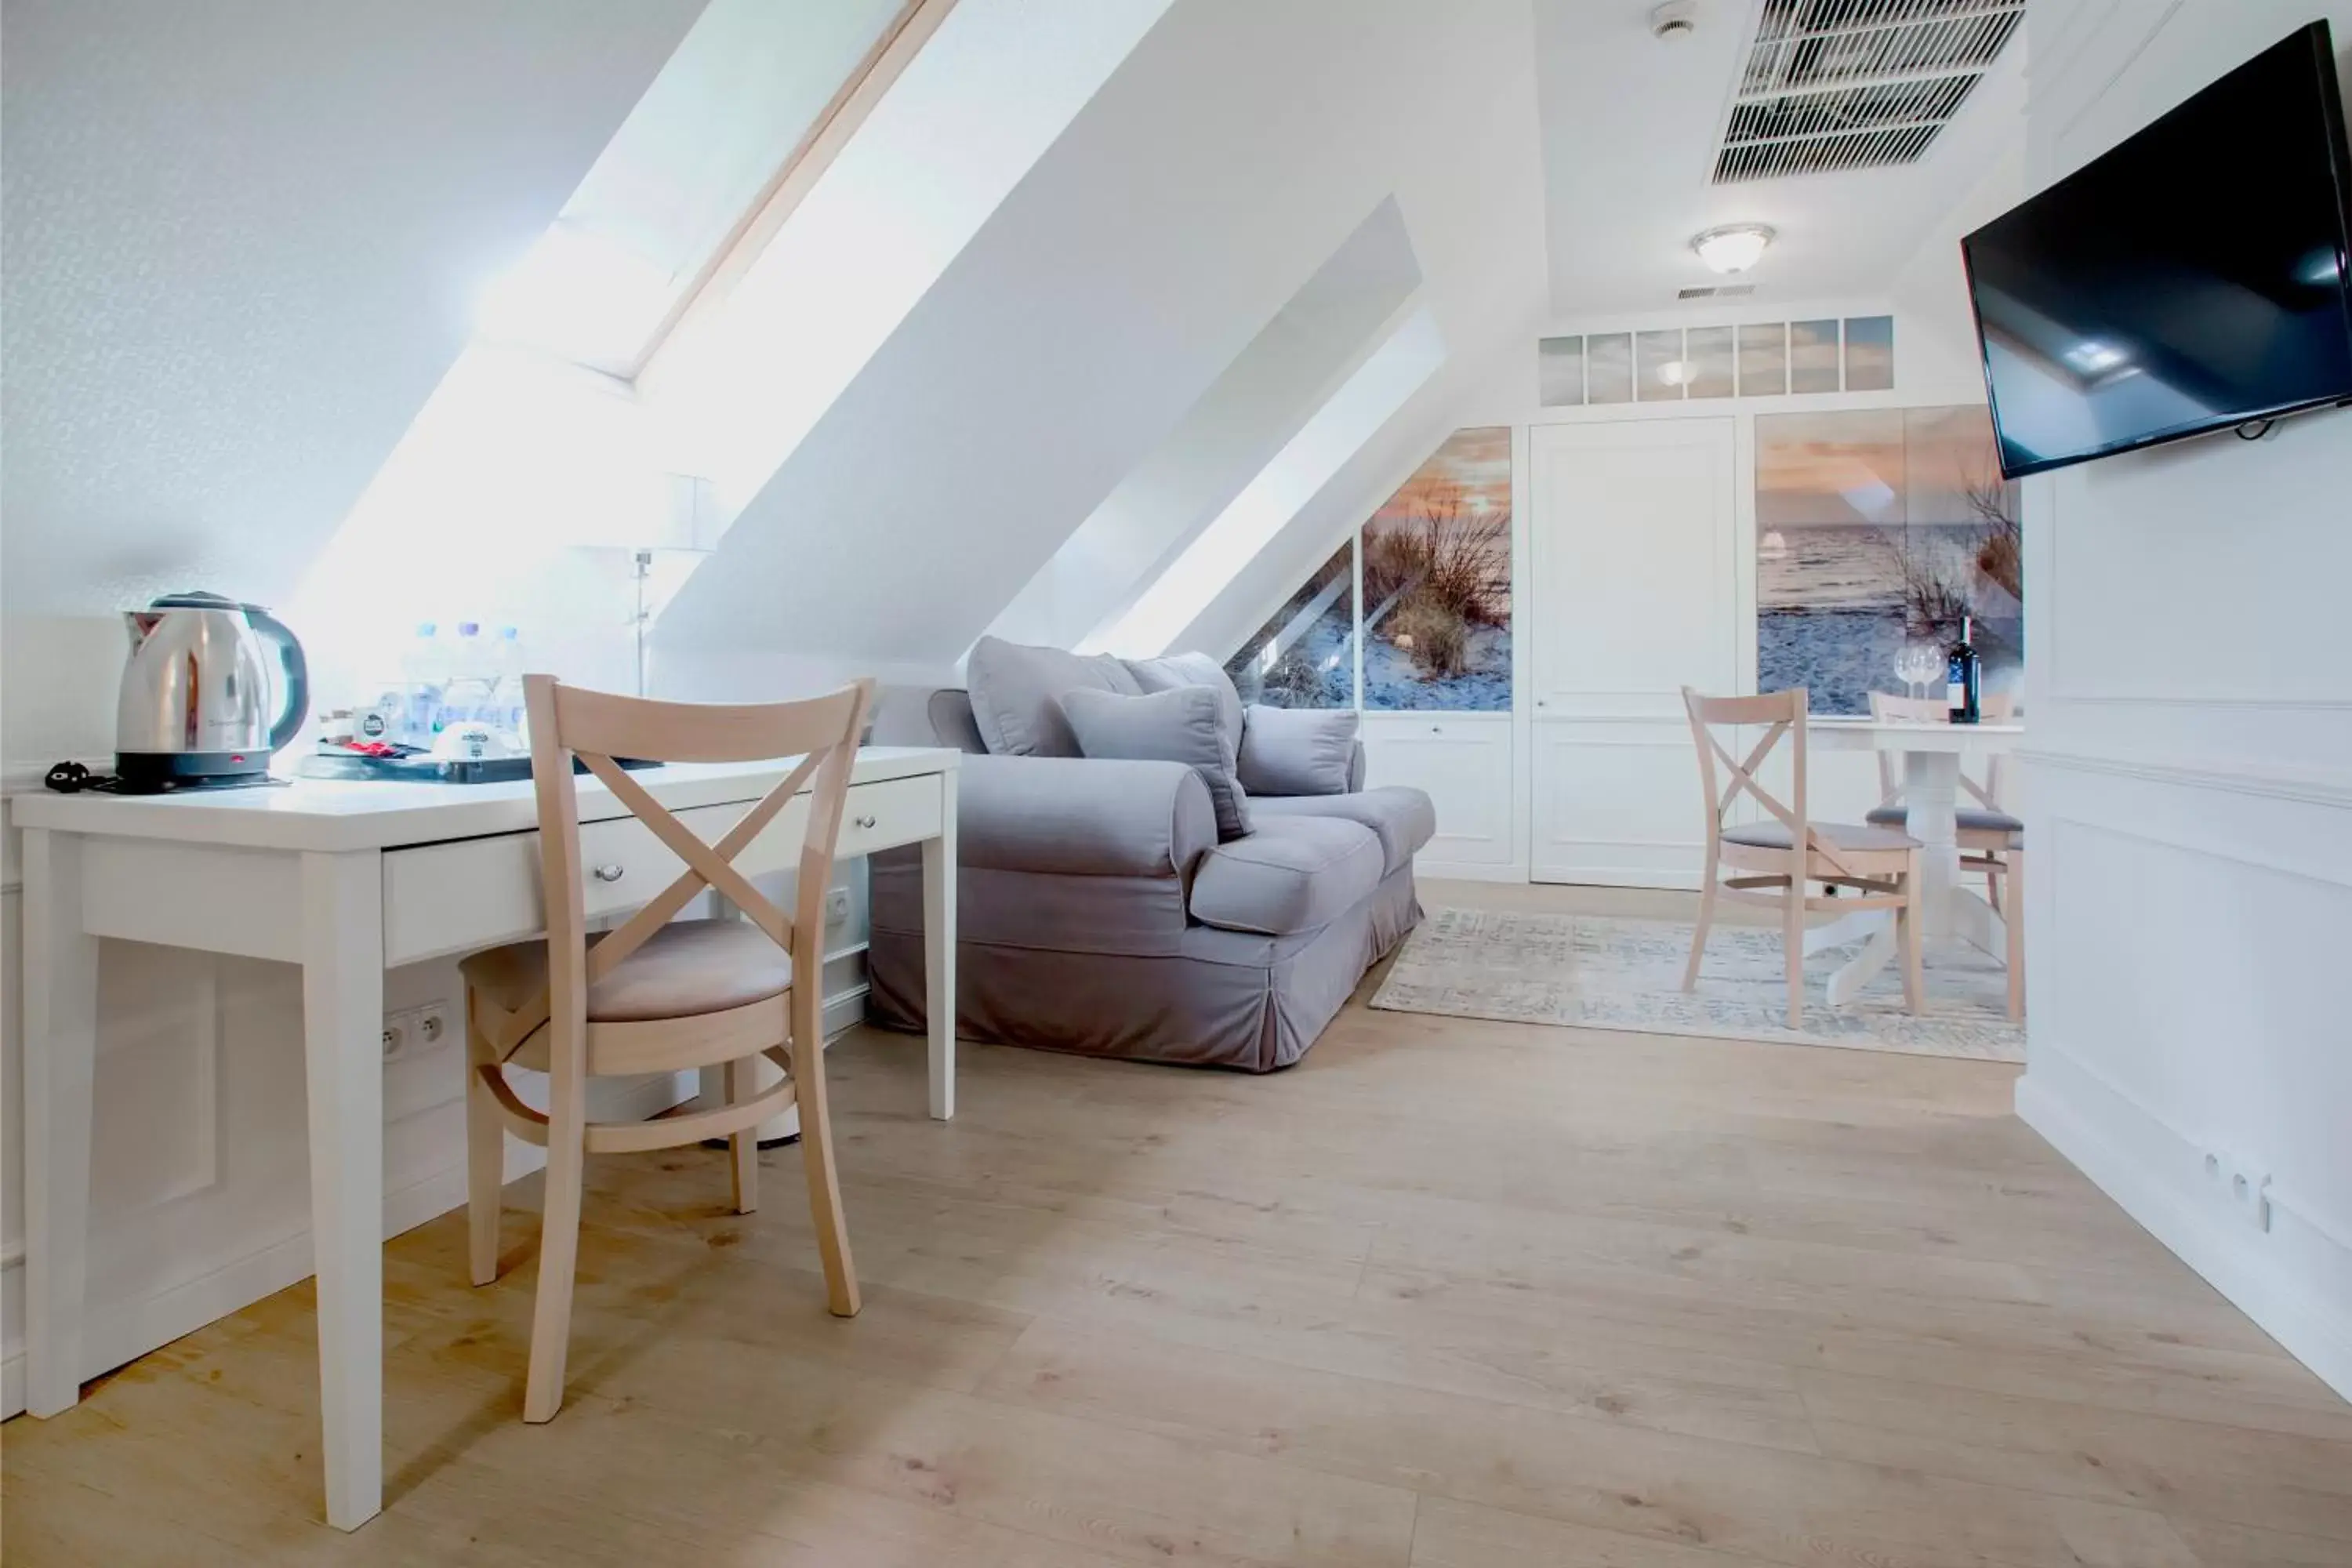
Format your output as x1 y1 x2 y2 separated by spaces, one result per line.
1802 717 2023 1007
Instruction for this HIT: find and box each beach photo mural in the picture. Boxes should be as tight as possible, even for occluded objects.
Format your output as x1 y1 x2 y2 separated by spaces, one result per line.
1756 405 2021 715
1361 426 1512 711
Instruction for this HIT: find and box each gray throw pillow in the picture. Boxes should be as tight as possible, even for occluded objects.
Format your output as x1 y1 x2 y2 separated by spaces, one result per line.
1061 685 1251 840
1124 652 1245 746
965 635 1142 757
1237 705 1359 797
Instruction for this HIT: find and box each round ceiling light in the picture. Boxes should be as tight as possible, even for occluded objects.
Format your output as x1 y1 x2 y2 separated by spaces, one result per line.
1691 223 1776 275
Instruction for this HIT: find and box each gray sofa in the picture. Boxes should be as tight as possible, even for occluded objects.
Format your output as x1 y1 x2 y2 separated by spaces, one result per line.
866 643 1433 1071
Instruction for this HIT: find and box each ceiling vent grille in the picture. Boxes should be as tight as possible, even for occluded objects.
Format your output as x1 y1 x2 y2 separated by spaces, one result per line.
1678 283 1757 300
1713 0 2024 183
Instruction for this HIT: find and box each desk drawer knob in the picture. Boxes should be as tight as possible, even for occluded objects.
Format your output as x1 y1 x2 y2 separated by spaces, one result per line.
592 863 626 883
854 813 878 829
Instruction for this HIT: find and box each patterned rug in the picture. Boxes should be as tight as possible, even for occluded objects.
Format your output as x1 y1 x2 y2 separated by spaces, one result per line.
1370 906 2023 1062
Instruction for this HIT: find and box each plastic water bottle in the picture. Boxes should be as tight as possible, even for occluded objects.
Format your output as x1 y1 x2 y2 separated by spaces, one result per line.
399 622 448 743
441 622 499 732
492 626 528 741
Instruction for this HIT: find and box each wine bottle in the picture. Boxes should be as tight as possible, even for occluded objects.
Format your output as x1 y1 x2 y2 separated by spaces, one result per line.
1947 615 1982 724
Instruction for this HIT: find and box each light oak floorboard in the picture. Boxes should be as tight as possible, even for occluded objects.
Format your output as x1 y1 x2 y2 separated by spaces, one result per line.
5 881 2346 1566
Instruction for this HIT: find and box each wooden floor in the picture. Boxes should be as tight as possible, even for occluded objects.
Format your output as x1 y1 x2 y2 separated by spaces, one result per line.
8 883 2350 1566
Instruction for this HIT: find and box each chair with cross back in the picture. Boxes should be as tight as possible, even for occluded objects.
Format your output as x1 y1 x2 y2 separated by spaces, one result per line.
459 673 872 1422
1682 686 1926 1029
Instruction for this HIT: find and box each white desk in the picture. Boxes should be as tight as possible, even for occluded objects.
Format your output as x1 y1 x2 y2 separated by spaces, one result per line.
11 746 961 1530
1803 718 2020 1005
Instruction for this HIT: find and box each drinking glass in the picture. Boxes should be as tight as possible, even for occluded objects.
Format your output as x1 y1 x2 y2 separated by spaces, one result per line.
1900 644 1940 701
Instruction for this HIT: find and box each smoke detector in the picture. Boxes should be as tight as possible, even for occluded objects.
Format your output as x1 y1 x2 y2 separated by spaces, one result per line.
1650 2 1699 40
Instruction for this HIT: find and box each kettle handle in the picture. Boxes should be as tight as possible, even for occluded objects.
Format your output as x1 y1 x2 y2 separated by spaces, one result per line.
248 609 310 753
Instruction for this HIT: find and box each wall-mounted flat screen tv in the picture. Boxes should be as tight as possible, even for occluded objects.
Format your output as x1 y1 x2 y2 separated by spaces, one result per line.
1962 20 2352 479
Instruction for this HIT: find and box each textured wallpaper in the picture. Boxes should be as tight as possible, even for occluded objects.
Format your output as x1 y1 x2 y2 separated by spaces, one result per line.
0 0 701 619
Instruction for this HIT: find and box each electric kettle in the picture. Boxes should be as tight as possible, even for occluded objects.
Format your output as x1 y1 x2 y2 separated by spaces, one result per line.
115 590 309 791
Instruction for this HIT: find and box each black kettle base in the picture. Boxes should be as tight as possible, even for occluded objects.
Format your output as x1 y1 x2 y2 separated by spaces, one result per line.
112 751 281 794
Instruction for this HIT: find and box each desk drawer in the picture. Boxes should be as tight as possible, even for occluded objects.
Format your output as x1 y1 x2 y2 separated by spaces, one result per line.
383 772 943 966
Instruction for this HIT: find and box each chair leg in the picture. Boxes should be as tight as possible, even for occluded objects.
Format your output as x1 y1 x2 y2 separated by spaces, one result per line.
2003 848 2025 1023
1782 873 1806 1031
523 1040 589 1424
1900 849 1926 1016
789 991 860 1318
726 1056 760 1215
464 1004 503 1288
1684 855 1721 992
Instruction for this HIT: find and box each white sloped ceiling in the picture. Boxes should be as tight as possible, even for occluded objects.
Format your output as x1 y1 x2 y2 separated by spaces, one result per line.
0 0 704 618
654 0 1548 688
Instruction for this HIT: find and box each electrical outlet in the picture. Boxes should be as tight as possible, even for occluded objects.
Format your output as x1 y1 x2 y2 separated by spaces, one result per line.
824 886 852 927
383 1002 456 1063
2202 1149 2272 1233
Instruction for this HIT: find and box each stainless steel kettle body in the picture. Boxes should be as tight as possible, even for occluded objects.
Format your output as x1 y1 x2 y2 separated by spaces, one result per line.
115 590 309 790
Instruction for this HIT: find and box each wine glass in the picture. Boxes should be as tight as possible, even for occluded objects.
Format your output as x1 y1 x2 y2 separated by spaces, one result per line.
1898 643 1940 702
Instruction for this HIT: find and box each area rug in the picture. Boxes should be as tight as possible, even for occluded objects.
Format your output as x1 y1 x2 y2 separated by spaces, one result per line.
1370 906 2023 1062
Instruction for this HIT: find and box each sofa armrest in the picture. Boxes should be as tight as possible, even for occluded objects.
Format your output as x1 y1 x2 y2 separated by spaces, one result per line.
959 754 1216 877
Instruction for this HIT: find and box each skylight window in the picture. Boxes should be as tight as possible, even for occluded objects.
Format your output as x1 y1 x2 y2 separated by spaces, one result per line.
477 0 933 376
477 220 677 370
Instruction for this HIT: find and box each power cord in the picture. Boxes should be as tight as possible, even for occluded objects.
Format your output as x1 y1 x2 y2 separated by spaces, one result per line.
43 761 124 793
2235 418 2277 441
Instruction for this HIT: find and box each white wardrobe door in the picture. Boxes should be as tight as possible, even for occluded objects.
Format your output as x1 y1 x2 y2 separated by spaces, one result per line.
1529 417 1737 886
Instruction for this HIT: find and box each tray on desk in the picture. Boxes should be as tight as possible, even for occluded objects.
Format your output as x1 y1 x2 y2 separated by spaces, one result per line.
296 753 659 786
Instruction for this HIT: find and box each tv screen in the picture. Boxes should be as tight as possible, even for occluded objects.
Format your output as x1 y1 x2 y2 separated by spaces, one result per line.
1962 21 2352 479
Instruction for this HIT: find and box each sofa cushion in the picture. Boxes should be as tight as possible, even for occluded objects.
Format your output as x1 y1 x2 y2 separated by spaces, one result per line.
1189 815 1382 937
1247 786 1435 877
1237 704 1359 796
965 635 1142 757
1062 685 1250 840
1125 652 1246 748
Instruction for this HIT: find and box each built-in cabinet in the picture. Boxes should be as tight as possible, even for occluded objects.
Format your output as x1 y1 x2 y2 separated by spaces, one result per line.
1359 712 1513 875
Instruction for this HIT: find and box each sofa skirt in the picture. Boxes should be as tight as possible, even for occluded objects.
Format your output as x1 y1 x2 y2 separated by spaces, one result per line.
867 862 1421 1073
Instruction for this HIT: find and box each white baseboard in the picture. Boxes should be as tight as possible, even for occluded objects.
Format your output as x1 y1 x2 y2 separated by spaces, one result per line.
2016 1057 2352 1403
0 981 873 1421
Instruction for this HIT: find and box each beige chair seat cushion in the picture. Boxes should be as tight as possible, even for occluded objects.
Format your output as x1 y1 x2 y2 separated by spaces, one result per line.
463 918 793 1032
1722 819 1918 852
1865 803 2024 836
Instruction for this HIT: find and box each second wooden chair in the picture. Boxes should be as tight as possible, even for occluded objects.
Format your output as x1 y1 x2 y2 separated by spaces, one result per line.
1863 690 2024 1020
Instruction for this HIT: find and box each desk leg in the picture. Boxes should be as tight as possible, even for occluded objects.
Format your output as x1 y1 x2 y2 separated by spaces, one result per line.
922 773 957 1121
23 829 97 1417
300 851 385 1531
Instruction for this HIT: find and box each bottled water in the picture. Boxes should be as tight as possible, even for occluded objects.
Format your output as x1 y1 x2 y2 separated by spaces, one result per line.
398 622 448 744
440 622 499 733
492 626 528 742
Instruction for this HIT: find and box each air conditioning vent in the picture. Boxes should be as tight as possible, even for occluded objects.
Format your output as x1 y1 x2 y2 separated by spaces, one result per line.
1678 284 1758 300
1714 0 2024 183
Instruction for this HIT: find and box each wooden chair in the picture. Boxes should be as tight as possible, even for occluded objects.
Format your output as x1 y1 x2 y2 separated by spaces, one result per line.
460 673 873 1422
1864 690 2024 1020
1682 687 1924 1029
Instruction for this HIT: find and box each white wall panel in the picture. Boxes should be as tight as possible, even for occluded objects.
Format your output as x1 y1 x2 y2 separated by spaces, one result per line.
1362 713 1514 873
2015 0 2352 1403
